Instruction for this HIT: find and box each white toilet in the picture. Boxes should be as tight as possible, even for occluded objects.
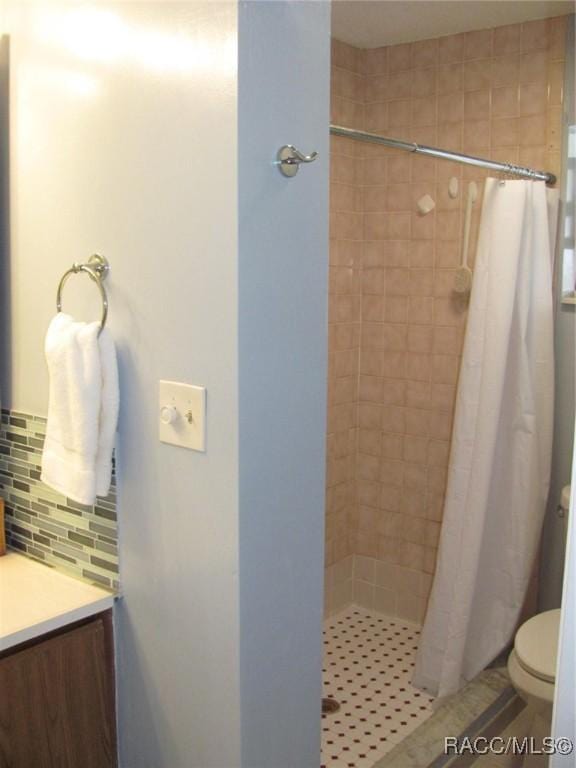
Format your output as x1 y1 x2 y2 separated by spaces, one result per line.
508 607 560 725
507 485 570 752
507 609 560 767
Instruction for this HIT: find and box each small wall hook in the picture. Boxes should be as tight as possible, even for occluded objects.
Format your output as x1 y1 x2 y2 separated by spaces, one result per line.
277 145 319 177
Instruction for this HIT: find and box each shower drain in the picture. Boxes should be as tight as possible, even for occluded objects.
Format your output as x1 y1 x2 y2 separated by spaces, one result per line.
322 697 340 715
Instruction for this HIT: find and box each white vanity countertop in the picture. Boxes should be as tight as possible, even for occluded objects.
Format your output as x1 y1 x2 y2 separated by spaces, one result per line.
0 552 116 652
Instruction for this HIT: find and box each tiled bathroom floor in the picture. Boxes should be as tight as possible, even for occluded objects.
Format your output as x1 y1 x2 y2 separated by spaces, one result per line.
321 606 435 768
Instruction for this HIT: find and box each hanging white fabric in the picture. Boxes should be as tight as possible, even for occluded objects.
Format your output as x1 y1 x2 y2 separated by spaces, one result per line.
413 179 559 699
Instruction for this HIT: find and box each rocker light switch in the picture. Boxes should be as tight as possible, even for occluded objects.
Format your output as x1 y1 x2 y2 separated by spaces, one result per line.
159 381 206 451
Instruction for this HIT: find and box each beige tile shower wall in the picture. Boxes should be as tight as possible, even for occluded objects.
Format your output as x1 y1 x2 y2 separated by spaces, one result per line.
353 16 567 624
325 40 365 603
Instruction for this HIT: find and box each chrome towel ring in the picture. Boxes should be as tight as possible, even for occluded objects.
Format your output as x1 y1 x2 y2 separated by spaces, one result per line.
56 254 110 336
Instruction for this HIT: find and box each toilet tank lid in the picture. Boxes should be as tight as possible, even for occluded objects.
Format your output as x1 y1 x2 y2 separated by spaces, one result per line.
515 609 561 683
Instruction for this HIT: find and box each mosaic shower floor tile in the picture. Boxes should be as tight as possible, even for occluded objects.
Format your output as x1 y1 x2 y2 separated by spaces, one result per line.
321 606 435 768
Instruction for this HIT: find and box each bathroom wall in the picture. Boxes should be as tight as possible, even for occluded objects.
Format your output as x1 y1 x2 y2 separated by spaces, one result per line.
540 15 575 611
5 4 241 767
237 3 330 767
0 37 8 406
4 3 330 768
327 15 569 623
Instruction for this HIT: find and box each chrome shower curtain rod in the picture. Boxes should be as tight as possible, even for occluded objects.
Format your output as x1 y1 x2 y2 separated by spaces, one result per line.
330 124 556 186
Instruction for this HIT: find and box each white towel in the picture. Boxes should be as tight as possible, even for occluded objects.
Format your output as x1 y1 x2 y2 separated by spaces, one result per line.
41 313 119 506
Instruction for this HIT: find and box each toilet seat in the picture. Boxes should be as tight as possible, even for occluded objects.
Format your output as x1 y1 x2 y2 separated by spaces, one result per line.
514 609 560 684
508 649 555 711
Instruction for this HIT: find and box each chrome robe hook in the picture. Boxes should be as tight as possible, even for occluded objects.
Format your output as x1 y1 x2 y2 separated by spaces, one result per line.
277 145 319 177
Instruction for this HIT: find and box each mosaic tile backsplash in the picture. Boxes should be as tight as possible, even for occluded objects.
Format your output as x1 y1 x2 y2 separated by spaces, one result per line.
0 408 119 590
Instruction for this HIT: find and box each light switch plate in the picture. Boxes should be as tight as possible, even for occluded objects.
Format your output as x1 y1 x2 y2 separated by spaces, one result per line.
159 380 206 451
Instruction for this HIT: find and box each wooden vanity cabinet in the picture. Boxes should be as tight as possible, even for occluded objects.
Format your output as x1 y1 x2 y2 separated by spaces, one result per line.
0 611 117 768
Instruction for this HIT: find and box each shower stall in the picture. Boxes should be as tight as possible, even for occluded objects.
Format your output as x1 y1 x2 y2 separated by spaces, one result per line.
322 11 572 766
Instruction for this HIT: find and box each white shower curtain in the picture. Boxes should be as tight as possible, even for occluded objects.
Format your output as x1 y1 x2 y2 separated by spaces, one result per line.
413 179 559 699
